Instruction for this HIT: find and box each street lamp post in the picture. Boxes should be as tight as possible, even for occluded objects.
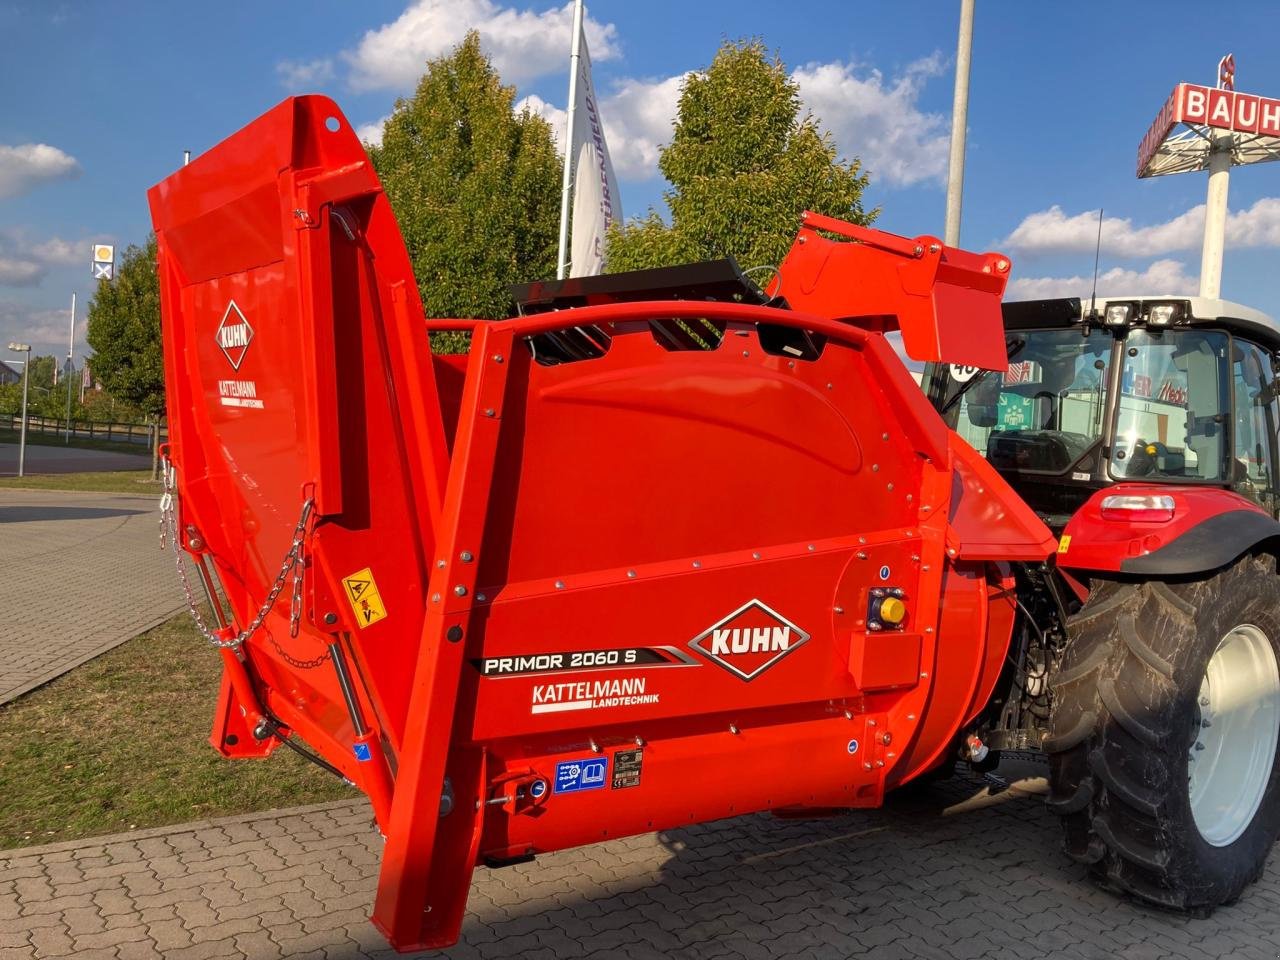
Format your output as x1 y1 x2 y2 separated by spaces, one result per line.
7 342 31 478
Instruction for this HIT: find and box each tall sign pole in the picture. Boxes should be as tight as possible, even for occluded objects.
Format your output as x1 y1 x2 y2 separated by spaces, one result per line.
944 0 975 247
555 0 585 279
1199 56 1235 299
1199 139 1231 298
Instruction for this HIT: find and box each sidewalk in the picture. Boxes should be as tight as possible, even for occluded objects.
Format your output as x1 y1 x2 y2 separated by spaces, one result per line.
3 763 1279 959
0 488 182 704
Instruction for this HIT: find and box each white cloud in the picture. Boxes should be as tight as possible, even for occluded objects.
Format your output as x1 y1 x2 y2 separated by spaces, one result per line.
276 58 335 89
0 231 90 289
596 76 683 182
356 115 390 148
0 143 81 200
343 0 618 92
1006 258 1198 300
1004 198 1280 258
793 54 951 188
0 300 83 358
0 261 43 287
523 54 950 187
29 237 82 265
518 75 683 182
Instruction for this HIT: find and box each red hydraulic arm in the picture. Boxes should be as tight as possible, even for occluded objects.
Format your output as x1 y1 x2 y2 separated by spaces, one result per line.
148 96 1052 952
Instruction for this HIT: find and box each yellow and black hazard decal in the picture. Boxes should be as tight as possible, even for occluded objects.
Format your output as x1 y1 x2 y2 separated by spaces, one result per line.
342 567 388 628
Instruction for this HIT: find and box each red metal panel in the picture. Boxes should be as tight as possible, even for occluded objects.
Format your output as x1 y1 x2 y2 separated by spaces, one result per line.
149 97 1055 953
1057 483 1267 573
774 211 1011 371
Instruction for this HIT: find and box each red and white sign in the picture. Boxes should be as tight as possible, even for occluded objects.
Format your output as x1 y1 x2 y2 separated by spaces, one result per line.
1138 82 1280 175
215 300 254 370
688 600 810 681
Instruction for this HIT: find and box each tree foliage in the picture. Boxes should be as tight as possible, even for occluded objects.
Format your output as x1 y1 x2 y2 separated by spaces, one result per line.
607 39 876 274
368 31 561 339
85 237 165 418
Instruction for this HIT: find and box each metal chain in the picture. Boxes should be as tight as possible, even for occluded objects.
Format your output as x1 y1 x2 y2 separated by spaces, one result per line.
160 457 318 654
267 629 332 670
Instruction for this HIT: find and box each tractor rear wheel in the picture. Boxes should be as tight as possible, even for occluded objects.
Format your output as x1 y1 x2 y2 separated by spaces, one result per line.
1045 554 1280 910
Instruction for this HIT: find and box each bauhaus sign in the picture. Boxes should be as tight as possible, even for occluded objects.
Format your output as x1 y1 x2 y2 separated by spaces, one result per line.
1139 82 1280 175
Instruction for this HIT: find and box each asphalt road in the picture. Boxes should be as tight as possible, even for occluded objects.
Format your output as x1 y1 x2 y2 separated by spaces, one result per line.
0 442 151 476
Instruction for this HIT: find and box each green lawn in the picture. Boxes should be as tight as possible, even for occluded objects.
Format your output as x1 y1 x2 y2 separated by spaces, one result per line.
0 615 358 850
0 427 154 456
0 470 160 494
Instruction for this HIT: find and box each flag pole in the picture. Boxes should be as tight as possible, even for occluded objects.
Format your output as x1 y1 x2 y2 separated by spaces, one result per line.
555 0 585 279
64 291 75 443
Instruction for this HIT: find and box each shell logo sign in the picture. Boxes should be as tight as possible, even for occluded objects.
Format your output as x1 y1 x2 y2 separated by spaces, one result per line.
91 243 115 280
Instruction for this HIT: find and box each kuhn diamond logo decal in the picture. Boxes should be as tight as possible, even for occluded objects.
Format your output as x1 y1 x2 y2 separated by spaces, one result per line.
688 599 810 681
215 301 254 370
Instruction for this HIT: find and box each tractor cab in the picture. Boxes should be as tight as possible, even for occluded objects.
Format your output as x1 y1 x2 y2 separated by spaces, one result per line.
924 295 1280 529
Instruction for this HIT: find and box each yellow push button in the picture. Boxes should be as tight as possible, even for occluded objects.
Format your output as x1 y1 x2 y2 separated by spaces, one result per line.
878 596 906 625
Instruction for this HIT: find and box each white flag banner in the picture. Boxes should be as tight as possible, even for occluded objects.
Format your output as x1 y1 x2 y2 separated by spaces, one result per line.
567 27 621 278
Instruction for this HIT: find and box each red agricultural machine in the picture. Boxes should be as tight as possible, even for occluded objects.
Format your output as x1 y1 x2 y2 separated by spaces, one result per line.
149 96 1280 952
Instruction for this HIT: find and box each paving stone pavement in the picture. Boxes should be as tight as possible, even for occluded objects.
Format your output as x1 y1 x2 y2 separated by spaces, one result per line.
0 488 183 704
3 760 1279 960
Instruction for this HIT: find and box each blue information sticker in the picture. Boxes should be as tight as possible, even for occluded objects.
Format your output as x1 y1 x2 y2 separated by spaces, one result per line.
554 757 608 794
353 742 372 762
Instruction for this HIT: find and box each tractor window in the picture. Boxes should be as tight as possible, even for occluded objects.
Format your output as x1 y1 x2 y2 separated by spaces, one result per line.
952 328 1112 475
1110 329 1229 483
1231 339 1279 513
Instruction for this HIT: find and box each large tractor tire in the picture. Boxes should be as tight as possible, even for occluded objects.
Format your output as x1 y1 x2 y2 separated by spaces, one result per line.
1046 554 1280 910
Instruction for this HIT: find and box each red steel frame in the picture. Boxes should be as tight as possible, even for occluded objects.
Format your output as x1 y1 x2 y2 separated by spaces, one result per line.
149 96 1055 951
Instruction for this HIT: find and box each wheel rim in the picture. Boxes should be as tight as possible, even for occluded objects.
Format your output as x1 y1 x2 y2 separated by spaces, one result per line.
1188 623 1280 847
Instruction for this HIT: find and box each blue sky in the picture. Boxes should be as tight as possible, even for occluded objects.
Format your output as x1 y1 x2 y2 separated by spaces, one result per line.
3 0 1280 357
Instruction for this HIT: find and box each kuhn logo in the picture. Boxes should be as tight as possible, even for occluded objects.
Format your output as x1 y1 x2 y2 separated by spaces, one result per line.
215 301 254 370
688 600 810 681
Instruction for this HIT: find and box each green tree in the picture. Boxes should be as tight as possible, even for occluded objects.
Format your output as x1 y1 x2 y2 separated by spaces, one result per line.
368 32 561 346
607 39 876 273
85 237 164 418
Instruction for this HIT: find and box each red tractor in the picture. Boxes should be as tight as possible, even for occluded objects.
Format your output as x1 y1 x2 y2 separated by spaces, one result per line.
148 96 1280 951
925 294 1280 908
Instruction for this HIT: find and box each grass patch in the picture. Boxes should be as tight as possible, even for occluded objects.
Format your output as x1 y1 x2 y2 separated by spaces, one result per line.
0 615 358 850
0 470 160 494
0 427 153 456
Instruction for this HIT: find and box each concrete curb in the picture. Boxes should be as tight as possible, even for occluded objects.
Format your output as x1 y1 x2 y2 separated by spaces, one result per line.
0 604 186 707
0 798 370 861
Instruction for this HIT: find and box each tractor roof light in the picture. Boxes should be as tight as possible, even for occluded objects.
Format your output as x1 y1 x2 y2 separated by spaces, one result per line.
1100 493 1176 523
1104 303 1135 326
1146 300 1189 326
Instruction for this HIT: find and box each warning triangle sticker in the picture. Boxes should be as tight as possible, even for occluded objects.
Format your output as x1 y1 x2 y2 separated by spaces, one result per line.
347 579 369 600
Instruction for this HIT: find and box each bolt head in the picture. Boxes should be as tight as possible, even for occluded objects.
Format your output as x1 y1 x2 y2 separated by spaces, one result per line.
453 585 467 597
460 551 474 562
323 612 338 625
